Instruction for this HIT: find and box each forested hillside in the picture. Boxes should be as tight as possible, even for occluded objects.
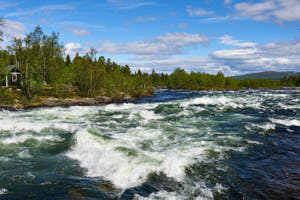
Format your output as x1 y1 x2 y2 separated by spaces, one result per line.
232 71 300 80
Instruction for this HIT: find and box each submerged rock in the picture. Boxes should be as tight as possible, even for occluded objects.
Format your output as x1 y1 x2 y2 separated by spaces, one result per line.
120 183 158 200
119 173 183 200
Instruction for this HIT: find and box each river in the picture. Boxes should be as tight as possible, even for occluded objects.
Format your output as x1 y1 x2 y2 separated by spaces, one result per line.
0 89 299 200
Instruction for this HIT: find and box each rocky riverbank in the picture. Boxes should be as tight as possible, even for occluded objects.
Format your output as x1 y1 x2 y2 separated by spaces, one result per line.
0 95 138 110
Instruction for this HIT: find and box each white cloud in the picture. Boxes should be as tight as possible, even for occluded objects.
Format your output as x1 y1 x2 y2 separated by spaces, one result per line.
235 0 300 22
276 57 290 65
211 48 257 60
60 21 104 29
156 32 209 46
106 0 156 10
135 17 158 23
218 35 256 47
210 39 300 73
224 0 233 4
125 56 240 76
200 15 234 23
0 19 26 48
64 42 88 56
272 0 300 21
187 7 214 17
98 32 209 58
64 27 90 37
61 21 104 37
70 28 90 37
235 1 275 17
128 38 300 75
67 37 300 75
5 4 75 17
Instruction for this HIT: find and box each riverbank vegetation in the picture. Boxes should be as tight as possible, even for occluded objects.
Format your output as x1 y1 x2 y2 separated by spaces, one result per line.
163 68 300 90
0 25 300 107
0 26 154 106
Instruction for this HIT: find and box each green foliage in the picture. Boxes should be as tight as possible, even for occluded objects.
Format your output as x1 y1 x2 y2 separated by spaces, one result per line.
0 87 19 104
37 84 73 98
280 75 300 87
162 68 285 90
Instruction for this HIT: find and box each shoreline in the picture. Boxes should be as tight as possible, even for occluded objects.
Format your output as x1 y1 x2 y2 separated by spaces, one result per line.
1 87 299 111
0 95 139 111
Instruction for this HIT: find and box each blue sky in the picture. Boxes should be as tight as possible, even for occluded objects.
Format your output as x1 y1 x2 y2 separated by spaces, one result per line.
1 0 300 75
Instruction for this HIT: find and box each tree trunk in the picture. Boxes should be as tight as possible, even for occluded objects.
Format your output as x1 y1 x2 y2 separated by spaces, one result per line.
25 62 31 98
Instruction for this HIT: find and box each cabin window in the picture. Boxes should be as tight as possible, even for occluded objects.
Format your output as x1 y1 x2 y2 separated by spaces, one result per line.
12 73 18 82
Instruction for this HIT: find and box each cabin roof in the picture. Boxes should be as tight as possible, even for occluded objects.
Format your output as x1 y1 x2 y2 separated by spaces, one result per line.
4 65 21 73
5 64 16 70
11 66 21 73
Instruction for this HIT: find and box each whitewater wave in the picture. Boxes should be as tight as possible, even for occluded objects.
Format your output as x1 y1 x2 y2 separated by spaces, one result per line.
180 95 263 110
0 189 8 195
66 128 195 189
1 133 63 144
270 118 300 127
1 89 299 199
66 124 248 192
246 122 276 132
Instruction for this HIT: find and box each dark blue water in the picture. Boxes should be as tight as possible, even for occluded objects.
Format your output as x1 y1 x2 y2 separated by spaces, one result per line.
0 89 299 199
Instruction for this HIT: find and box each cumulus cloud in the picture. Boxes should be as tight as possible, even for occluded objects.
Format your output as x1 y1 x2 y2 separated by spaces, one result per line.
218 35 256 47
123 37 300 75
210 39 300 72
235 1 275 17
235 0 300 22
125 56 240 75
64 42 88 56
98 32 209 59
129 39 300 75
187 7 214 17
0 19 26 48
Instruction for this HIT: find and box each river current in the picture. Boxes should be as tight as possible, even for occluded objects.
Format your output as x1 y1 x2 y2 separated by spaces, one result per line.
0 89 299 200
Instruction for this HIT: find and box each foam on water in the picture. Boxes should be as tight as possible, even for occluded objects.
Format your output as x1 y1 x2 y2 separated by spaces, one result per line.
278 103 300 110
1 88 299 199
0 117 79 133
180 94 264 110
139 110 163 121
138 181 219 200
182 96 235 107
0 156 10 162
0 189 8 195
67 128 198 189
1 134 62 144
18 149 32 158
66 99 250 192
248 122 276 132
270 118 300 127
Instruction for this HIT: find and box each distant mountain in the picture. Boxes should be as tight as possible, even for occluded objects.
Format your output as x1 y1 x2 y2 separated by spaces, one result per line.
232 71 300 80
